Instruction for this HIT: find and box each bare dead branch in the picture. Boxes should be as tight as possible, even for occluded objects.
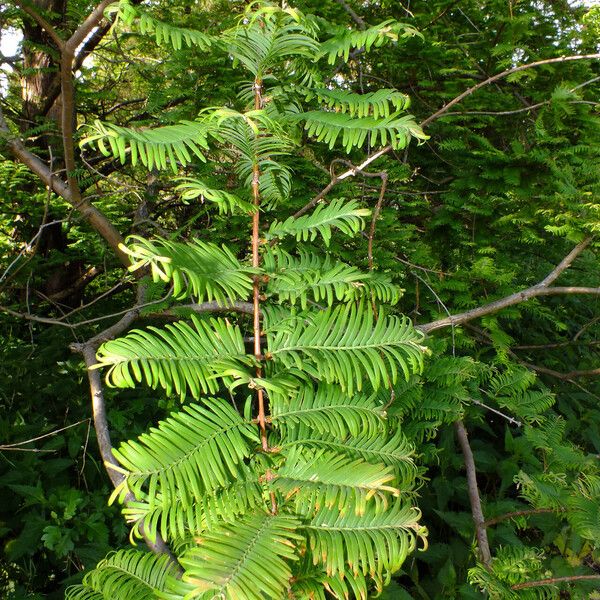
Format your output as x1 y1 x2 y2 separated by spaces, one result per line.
155 301 255 318
483 508 563 528
454 419 492 567
422 54 600 127
519 362 600 380
0 419 89 449
469 398 522 427
418 238 594 334
512 575 600 590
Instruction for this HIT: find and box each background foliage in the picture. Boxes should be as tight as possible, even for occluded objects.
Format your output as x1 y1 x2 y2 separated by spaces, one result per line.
0 0 599 598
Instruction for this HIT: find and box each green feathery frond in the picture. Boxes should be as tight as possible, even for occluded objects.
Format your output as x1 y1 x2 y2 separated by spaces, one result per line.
567 475 600 541
108 0 213 50
81 120 211 173
485 367 555 423
65 549 176 600
266 198 370 246
94 316 255 399
270 383 385 439
122 236 254 303
275 447 399 516
318 20 421 64
123 464 265 542
267 302 427 394
305 503 424 577
283 425 417 484
263 248 401 307
109 399 258 509
163 512 303 600
223 6 319 77
305 88 411 119
297 111 427 152
209 109 294 205
174 178 256 215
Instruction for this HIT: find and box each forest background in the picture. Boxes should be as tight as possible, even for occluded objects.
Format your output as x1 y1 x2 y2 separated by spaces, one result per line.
0 0 599 598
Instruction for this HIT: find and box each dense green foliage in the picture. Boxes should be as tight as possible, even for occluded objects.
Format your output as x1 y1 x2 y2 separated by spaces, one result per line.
1 0 599 598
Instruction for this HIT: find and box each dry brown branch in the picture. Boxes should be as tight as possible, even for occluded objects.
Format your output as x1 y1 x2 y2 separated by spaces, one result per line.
454 419 492 567
519 362 600 381
512 575 600 590
418 238 594 334
483 508 562 528
0 419 89 450
421 54 600 127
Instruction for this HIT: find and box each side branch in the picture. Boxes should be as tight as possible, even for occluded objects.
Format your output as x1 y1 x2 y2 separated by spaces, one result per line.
65 0 115 54
454 419 492 567
14 0 64 49
0 108 129 266
418 238 594 334
297 53 600 203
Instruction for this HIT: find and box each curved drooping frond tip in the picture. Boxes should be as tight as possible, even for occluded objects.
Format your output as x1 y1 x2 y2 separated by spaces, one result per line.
276 447 399 516
124 465 265 542
319 20 422 64
80 120 211 173
305 503 424 578
174 178 255 215
267 302 428 395
65 549 176 600
223 4 319 77
290 558 372 600
263 247 401 307
109 398 258 509
270 383 385 439
94 315 255 399
107 0 213 50
297 111 428 152
468 546 549 600
122 236 254 303
266 198 370 246
164 512 303 600
305 88 411 119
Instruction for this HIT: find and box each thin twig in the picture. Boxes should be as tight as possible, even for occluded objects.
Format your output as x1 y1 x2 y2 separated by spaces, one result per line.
250 76 269 456
367 173 388 271
470 399 522 427
0 419 89 449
